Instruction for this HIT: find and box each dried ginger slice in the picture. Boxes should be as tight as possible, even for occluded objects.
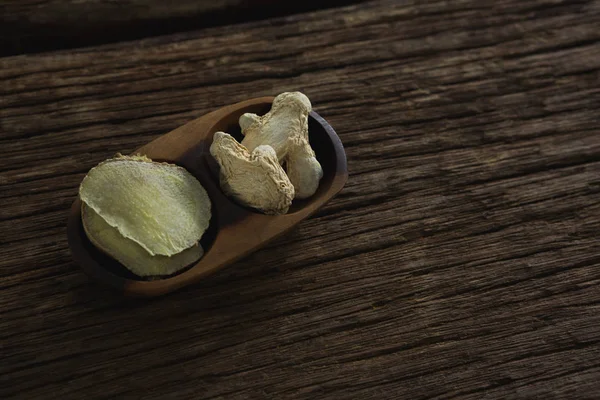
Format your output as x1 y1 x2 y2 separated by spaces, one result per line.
79 155 211 257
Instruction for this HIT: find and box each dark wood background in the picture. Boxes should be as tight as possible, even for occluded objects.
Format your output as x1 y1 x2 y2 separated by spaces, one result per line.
1 0 600 398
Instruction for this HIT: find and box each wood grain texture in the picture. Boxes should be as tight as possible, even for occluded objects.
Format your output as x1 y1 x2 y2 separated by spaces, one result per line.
0 0 365 56
1 0 600 398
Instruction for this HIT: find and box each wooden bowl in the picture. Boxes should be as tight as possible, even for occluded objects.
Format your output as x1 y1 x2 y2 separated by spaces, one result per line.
67 97 348 296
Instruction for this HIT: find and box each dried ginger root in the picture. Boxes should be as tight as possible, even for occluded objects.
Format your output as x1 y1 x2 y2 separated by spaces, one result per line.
211 132 294 215
210 92 323 214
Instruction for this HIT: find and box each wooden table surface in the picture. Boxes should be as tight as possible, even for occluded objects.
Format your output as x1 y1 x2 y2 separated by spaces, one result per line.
2 0 600 398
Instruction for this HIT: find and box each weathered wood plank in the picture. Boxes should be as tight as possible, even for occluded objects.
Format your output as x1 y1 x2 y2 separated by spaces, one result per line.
0 0 365 56
1 0 600 398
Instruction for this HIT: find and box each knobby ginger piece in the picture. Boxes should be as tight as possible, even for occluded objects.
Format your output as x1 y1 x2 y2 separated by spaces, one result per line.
79 154 211 260
210 92 323 215
210 131 294 214
82 205 204 277
240 92 323 199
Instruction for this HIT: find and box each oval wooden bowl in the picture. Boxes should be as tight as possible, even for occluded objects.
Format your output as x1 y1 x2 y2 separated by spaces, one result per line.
67 97 348 297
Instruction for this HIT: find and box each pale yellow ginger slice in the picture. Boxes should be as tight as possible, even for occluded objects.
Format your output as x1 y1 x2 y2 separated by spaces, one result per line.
82 205 203 277
79 154 211 257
